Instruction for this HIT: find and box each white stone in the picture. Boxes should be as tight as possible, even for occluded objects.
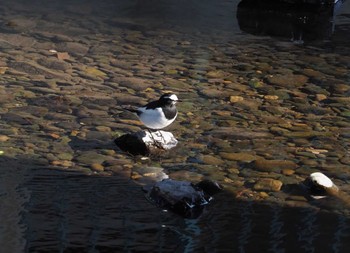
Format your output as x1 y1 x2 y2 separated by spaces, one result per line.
137 130 178 150
309 172 335 188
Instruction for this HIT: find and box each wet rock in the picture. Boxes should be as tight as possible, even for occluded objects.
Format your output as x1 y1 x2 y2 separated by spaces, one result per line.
194 164 227 181
315 94 327 101
340 156 350 165
266 74 308 87
91 163 104 172
115 77 152 91
264 95 279 100
56 42 89 55
144 178 223 219
51 160 74 168
201 155 225 165
253 159 297 172
219 152 259 162
13 105 49 117
0 67 8 74
253 178 283 192
95 126 112 132
1 113 33 125
206 70 225 78
37 58 71 71
302 172 339 199
302 68 324 78
8 61 69 79
115 130 178 156
84 67 107 77
329 84 350 94
85 131 111 142
210 127 273 140
75 151 110 165
233 99 261 111
340 110 350 118
229 95 244 103
0 135 9 142
248 77 264 88
282 168 295 176
113 93 142 104
131 166 169 186
0 34 36 47
294 104 332 115
56 52 70 60
168 170 204 182
199 88 230 99
57 152 74 161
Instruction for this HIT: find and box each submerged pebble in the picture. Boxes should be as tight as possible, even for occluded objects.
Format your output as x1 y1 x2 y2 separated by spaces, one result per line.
253 178 283 192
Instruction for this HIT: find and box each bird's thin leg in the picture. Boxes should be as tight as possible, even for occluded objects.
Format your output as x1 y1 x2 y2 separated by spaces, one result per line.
159 131 166 143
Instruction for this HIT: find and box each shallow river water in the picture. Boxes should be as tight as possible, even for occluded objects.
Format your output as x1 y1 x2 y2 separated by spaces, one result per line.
1 0 350 252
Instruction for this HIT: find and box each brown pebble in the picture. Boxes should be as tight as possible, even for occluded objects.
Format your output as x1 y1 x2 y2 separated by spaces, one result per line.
201 155 225 165
0 135 10 142
254 159 297 172
51 160 74 167
227 167 240 174
253 178 283 192
259 192 269 198
282 169 295 175
220 152 258 162
131 171 142 180
91 163 104 172
56 52 70 60
315 94 327 101
264 95 279 100
224 177 234 183
230 95 244 103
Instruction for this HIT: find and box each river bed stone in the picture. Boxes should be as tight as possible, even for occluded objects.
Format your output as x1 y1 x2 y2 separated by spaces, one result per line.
253 178 283 192
253 159 298 172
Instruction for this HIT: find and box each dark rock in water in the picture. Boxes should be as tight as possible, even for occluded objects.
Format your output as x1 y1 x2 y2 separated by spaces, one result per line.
115 130 178 156
114 133 148 155
144 179 223 219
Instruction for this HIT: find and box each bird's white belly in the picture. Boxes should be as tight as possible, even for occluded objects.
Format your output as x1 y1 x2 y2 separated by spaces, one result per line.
138 107 177 129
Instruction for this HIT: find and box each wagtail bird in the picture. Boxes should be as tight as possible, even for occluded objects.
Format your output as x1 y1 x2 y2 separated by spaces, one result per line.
128 93 179 130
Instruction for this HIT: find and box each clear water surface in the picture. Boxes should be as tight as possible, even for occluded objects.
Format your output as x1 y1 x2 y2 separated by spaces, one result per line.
1 0 350 252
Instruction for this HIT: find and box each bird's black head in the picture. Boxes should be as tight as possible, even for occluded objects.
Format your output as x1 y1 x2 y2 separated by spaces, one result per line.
159 93 179 106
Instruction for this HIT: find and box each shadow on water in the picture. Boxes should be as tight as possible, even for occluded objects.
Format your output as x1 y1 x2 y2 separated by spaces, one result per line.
1 155 350 252
237 0 348 43
0 155 183 252
198 194 350 253
0 0 240 39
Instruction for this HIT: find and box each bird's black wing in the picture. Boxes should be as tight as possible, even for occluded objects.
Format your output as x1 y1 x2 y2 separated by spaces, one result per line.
145 100 162 109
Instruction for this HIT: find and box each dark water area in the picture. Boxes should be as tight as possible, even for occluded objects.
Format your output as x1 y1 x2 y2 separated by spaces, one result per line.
2 156 350 252
1 0 350 252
